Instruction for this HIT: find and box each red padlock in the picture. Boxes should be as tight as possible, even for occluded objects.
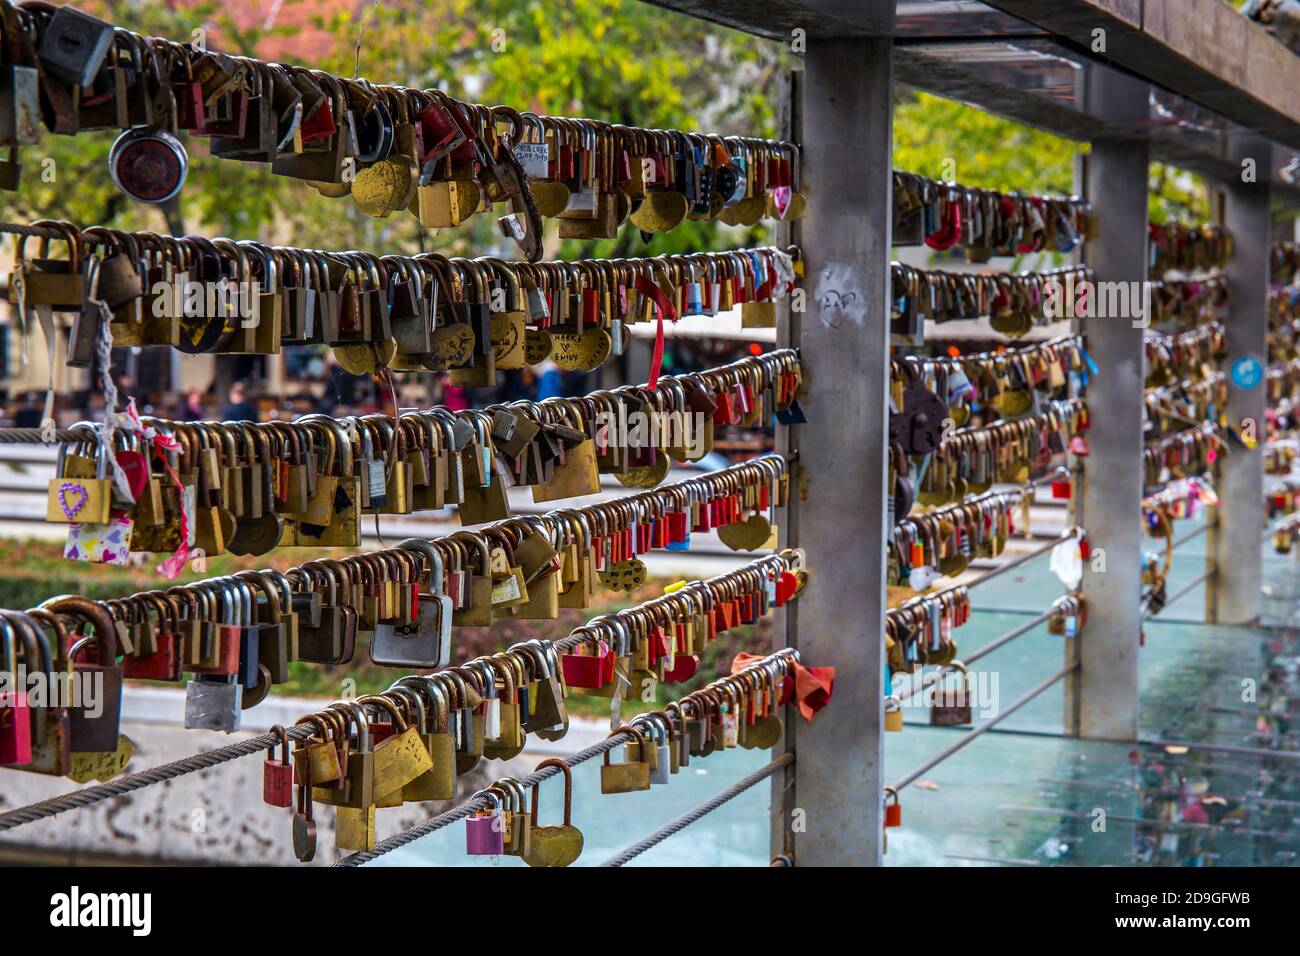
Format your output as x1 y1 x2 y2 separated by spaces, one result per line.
369 719 395 745
884 787 902 827
1051 480 1073 499
263 724 295 808
774 570 800 607
1069 434 1090 457
778 673 795 706
663 654 699 683
714 390 736 426
694 502 712 533
122 631 178 681
189 620 241 677
647 626 671 663
562 640 614 689
299 95 338 146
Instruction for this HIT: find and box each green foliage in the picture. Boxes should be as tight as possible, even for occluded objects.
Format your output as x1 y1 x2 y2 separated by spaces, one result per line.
0 2 1226 265
894 90 1210 225
3 0 787 256
894 91 1076 196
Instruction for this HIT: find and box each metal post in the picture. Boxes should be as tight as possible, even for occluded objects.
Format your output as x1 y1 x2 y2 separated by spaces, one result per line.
1213 134 1272 625
778 34 894 866
1067 71 1149 740
771 65 801 863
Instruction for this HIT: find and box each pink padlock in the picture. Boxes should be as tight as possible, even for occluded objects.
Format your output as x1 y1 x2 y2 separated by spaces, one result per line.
0 624 31 765
0 690 32 766
466 791 507 856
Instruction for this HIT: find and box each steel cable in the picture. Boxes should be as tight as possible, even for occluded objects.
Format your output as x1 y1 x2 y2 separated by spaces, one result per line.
0 723 314 832
598 752 792 867
332 730 635 866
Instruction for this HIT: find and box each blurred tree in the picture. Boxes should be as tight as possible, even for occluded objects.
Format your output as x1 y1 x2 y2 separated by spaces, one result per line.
895 90 1210 226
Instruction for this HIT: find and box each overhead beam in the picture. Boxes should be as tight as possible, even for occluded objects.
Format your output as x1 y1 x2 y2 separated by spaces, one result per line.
988 0 1300 149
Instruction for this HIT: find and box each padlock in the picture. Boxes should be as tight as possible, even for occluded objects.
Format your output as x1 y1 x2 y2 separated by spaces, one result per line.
495 778 532 857
884 786 902 828
184 676 242 733
884 695 904 732
385 683 452 802
358 694 432 804
263 724 295 808
561 637 615 689
466 789 507 856
37 5 115 88
54 602 123 754
0 50 40 151
370 540 452 667
0 618 32 766
292 743 317 862
47 441 113 525
636 716 673 786
513 639 567 737
121 596 179 681
523 758 584 867
600 725 652 793
929 661 972 726
108 127 189 204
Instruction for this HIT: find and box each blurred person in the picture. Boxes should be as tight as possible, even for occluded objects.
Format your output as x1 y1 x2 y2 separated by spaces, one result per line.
13 391 43 428
221 381 257 422
178 388 206 421
497 368 534 403
442 377 469 411
534 358 563 400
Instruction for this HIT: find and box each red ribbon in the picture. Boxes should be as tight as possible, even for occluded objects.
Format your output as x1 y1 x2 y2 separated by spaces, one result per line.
636 275 678 390
731 652 836 721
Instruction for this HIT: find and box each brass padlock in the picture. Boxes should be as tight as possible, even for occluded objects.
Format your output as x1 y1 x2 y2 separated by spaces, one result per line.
600 725 652 793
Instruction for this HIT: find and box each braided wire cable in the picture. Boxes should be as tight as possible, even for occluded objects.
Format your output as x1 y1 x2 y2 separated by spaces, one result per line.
598 752 792 867
0 723 315 832
0 427 80 444
0 222 73 241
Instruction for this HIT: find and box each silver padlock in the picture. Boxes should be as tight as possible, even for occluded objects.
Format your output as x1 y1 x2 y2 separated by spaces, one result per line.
184 676 242 732
639 716 672 786
369 540 453 667
359 423 387 509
